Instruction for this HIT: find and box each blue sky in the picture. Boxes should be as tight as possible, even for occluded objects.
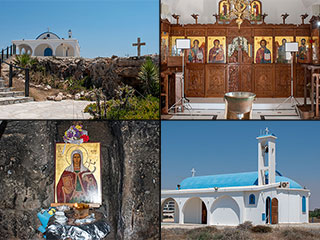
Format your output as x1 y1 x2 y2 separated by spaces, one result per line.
0 0 159 58
162 121 320 210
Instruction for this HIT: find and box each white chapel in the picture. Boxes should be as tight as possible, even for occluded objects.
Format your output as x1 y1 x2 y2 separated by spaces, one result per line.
12 30 80 57
161 129 310 226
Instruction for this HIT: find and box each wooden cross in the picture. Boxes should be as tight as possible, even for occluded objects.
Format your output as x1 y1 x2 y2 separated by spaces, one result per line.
301 13 309 24
262 13 268 24
213 13 219 24
191 14 199 24
281 13 289 24
132 37 146 57
172 14 180 24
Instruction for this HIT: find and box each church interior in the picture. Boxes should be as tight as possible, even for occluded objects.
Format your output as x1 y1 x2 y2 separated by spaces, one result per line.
160 0 320 120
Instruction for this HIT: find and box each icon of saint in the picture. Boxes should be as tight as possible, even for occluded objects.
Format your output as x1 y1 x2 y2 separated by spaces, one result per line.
188 39 204 63
208 39 225 63
256 40 271 63
57 149 98 203
297 38 308 62
277 39 289 63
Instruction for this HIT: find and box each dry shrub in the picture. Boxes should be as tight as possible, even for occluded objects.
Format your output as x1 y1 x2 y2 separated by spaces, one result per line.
251 225 272 233
281 228 320 240
186 226 218 240
237 221 253 231
213 228 252 240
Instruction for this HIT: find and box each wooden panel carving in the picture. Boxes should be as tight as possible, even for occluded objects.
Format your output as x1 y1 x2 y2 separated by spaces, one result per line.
171 27 185 36
185 64 205 97
296 65 305 97
274 29 294 36
254 65 274 97
186 29 206 36
296 28 310 36
228 65 240 92
206 65 226 97
275 65 290 97
207 29 226 36
241 65 253 92
254 29 273 36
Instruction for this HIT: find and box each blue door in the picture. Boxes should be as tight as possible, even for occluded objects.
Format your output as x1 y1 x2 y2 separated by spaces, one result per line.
44 47 53 56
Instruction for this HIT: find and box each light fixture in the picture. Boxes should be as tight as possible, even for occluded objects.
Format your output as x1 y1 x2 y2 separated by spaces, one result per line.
228 0 252 29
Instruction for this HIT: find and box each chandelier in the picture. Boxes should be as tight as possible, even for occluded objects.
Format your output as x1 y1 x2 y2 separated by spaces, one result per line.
228 0 252 29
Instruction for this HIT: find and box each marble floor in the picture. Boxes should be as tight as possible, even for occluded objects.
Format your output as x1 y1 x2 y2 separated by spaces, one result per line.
166 98 304 120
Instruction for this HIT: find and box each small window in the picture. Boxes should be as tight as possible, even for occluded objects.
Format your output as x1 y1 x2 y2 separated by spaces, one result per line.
249 194 255 204
302 196 306 213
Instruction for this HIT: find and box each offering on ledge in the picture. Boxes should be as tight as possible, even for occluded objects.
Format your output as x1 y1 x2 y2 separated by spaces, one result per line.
73 203 90 219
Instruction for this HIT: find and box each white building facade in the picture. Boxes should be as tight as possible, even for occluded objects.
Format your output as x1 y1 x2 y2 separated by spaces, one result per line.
12 30 80 57
161 132 310 226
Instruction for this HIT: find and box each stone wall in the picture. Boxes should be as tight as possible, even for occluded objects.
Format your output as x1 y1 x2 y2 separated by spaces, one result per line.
0 120 160 240
31 56 159 97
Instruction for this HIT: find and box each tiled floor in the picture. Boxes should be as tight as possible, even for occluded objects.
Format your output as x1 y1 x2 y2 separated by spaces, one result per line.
167 98 302 120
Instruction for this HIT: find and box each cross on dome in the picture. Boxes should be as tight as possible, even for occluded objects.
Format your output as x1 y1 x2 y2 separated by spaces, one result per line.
191 168 196 177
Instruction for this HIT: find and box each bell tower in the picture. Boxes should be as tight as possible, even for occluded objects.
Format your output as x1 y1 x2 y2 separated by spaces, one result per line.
257 128 277 186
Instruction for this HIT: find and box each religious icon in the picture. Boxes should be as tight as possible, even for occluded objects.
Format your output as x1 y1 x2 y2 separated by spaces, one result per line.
228 37 251 59
170 36 184 56
250 0 262 21
55 143 102 205
275 37 294 63
219 0 230 21
296 37 311 63
312 37 319 63
161 32 169 62
187 37 205 63
254 37 272 64
208 37 226 63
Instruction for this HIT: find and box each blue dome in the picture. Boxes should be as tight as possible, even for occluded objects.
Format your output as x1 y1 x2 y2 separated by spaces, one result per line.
178 171 302 190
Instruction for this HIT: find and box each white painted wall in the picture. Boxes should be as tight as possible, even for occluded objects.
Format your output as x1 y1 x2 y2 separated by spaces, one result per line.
161 0 320 25
183 197 202 224
161 186 310 226
12 39 80 57
211 195 240 225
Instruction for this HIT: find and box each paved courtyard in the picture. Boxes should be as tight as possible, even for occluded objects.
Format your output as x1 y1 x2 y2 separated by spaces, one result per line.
0 100 93 119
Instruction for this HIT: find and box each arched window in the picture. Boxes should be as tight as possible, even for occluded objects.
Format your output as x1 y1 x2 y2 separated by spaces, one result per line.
249 194 255 204
302 196 306 213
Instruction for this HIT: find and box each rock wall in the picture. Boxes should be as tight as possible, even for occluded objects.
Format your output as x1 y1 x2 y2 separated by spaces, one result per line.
30 56 159 97
0 120 160 240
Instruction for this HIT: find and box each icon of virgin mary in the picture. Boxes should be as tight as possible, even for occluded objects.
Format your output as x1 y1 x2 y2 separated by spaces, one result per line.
57 149 98 203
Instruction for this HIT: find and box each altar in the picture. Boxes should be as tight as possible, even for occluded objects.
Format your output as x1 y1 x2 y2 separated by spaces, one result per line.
160 0 320 119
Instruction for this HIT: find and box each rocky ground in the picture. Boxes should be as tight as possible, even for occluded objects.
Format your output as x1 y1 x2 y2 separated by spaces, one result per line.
0 121 160 240
0 55 159 102
162 224 320 240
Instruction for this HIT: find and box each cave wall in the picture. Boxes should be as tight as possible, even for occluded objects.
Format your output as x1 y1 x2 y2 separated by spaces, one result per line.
0 120 160 240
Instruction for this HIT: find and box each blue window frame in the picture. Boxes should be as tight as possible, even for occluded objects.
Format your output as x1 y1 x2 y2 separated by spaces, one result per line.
302 196 306 213
249 194 255 204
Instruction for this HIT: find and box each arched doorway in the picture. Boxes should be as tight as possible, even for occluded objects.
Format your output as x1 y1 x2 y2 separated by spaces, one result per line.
266 197 278 224
271 198 278 224
34 44 54 56
44 47 53 56
183 197 207 224
266 197 271 224
210 196 240 225
18 44 32 55
55 43 75 57
161 198 179 223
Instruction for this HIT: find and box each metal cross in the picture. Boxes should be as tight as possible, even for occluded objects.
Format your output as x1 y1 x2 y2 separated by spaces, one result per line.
191 168 196 177
265 127 269 135
132 37 146 57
